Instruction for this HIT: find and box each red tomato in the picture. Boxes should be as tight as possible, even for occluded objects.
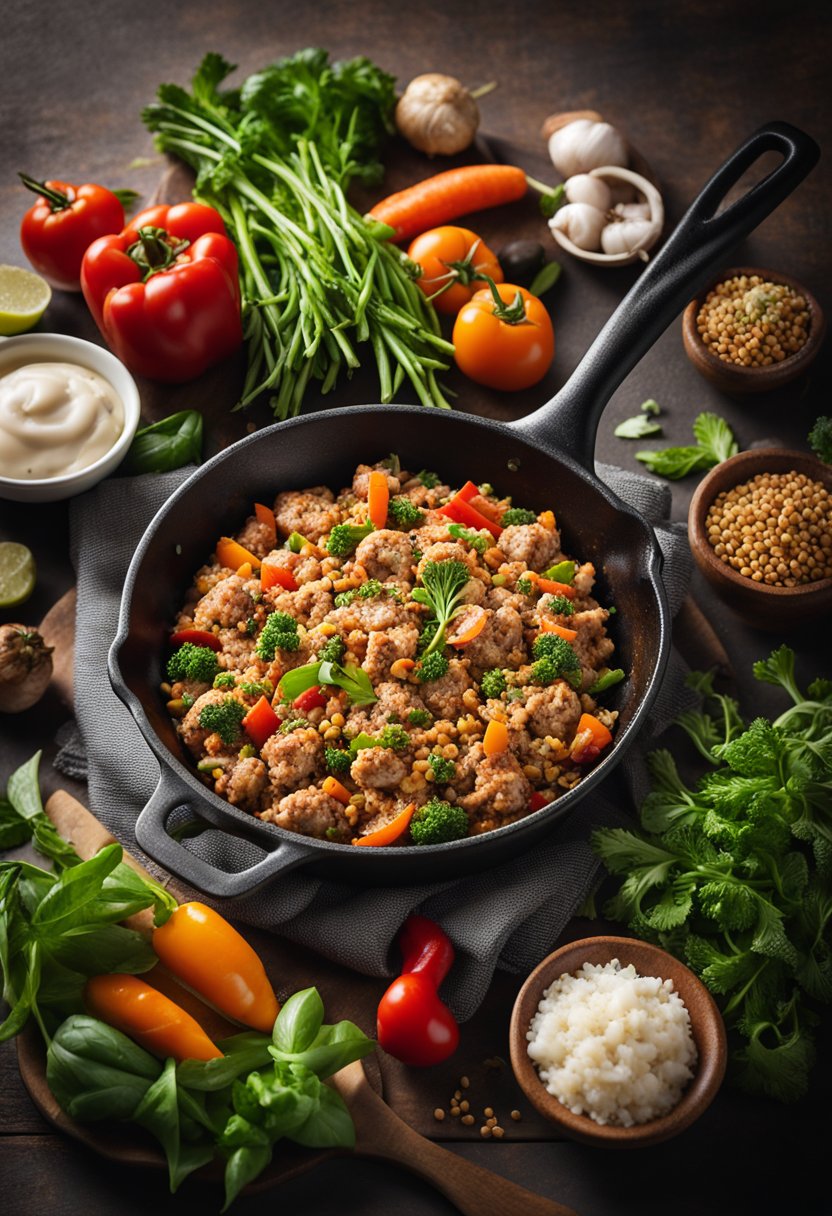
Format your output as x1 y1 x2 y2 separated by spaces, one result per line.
19 176 125 292
452 282 555 391
407 226 503 315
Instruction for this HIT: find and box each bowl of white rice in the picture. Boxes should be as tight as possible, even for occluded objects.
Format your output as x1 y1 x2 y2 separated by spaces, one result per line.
509 936 727 1147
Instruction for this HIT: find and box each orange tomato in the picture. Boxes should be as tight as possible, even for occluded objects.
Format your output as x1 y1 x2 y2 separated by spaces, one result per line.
407 226 503 315
152 902 279 1033
452 282 554 391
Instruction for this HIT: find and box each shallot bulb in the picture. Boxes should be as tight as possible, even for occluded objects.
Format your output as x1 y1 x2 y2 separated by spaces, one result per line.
0 624 53 713
396 74 480 156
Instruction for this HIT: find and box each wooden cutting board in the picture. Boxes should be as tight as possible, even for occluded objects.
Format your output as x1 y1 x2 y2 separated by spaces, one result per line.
16 790 579 1215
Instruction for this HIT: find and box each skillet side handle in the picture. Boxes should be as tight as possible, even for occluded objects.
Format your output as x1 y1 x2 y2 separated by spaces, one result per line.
135 772 312 899
512 121 820 469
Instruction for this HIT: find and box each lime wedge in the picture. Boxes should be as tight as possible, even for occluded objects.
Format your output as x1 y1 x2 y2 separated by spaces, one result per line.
0 265 52 336
0 542 36 607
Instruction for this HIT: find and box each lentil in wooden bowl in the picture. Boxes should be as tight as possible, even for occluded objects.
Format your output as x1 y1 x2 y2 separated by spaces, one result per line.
688 448 832 630
682 267 825 393
509 936 727 1148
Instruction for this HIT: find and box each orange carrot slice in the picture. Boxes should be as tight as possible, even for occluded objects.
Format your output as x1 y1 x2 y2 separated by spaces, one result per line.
236 561 253 579
261 560 298 592
483 718 509 757
354 803 416 847
254 502 277 542
447 604 488 647
242 696 280 749
323 776 352 805
534 576 576 599
367 470 390 529
571 713 613 764
216 537 262 572
539 620 578 642
538 510 556 531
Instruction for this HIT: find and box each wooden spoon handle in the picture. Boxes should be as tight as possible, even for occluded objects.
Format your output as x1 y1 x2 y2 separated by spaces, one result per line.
339 1065 576 1216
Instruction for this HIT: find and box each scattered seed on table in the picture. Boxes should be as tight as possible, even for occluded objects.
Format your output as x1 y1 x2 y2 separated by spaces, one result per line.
434 1108 445 1122
450 1105 461 1117
510 1109 522 1122
460 1075 470 1089
484 1106 494 1118
460 1100 470 1112
480 1126 492 1138
486 1117 497 1128
461 1114 475 1126
453 1089 462 1101
492 1126 505 1138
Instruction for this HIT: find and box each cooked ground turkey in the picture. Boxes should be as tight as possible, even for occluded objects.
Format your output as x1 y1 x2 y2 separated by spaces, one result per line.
166 458 622 844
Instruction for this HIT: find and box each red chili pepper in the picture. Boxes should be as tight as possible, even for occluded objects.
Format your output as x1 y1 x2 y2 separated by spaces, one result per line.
293 685 328 713
242 695 280 749
19 173 126 292
376 915 460 1067
439 495 503 539
80 202 242 382
169 628 223 652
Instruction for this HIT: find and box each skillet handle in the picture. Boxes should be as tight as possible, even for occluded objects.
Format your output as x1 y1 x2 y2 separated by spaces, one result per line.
135 770 312 899
511 121 820 469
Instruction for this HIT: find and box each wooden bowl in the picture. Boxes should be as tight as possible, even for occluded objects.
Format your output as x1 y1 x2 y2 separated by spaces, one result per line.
509 936 727 1148
688 447 832 630
682 266 825 393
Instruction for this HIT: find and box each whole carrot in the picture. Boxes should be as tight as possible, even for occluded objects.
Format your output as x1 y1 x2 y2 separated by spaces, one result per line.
368 165 529 242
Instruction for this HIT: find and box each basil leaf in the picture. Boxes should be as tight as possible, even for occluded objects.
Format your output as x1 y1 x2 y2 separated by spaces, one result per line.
46 1014 161 1121
291 1082 355 1148
278 662 322 702
6 752 44 824
134 1058 215 1192
223 1144 273 1211
273 987 324 1054
31 844 123 932
588 668 626 695
45 923 157 976
121 410 203 475
693 411 739 465
0 938 41 1043
614 414 664 439
641 398 661 416
273 1018 376 1079
635 445 712 480
0 800 32 850
528 260 562 298
177 1031 272 1092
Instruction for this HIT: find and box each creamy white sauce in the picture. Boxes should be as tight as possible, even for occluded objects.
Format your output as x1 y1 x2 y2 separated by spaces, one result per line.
0 361 124 480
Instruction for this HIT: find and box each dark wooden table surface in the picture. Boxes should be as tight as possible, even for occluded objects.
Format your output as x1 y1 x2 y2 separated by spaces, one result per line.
1 1 830 1213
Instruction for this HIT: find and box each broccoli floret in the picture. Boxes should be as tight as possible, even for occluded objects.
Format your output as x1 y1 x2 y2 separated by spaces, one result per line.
239 679 273 697
543 594 574 616
501 507 537 527
167 643 219 684
418 469 440 489
447 523 489 555
181 692 195 709
516 576 534 596
416 652 449 682
428 753 456 783
808 416 832 463
407 708 432 727
213 672 236 689
334 579 396 608
530 634 582 687
410 798 469 845
325 747 352 774
326 520 376 557
318 635 346 664
480 668 507 699
256 611 300 660
388 496 424 529
280 716 308 734
198 697 246 744
377 724 411 751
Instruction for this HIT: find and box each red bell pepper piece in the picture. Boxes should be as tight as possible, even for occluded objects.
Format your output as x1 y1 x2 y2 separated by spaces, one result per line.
440 495 503 539
19 174 126 292
169 628 222 652
376 915 460 1067
292 685 328 713
261 561 298 593
528 791 549 812
242 695 280 749
80 202 242 383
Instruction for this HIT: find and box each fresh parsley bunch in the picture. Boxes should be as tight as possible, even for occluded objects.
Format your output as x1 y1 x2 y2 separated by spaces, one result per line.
593 646 832 1103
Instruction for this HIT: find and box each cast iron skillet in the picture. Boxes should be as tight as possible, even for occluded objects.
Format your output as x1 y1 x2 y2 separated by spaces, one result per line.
110 122 818 898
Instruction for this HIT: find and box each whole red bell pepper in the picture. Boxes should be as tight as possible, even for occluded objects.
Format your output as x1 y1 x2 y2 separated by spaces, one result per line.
19 173 127 292
376 915 460 1067
81 202 242 382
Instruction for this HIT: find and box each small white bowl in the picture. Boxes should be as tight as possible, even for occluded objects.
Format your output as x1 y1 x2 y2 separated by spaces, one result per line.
0 333 141 503
549 165 664 267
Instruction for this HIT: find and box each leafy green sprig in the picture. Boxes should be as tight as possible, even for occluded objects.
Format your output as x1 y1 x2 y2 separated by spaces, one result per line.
592 646 832 1102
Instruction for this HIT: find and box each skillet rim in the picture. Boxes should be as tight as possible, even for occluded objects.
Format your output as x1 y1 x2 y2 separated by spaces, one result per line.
108 402 672 862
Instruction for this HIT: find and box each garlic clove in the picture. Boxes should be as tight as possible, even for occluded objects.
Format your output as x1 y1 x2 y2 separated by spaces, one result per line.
549 202 607 251
600 217 661 257
548 118 628 178
396 73 480 156
564 173 612 211
614 201 652 221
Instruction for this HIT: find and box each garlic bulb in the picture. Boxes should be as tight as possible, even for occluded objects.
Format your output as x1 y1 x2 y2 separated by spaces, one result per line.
396 74 479 156
564 174 611 211
600 217 659 257
613 202 652 221
549 202 606 251
0 624 53 713
548 119 627 178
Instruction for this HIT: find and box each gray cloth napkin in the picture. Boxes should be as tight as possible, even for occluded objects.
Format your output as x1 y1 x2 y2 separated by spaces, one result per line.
56 463 695 1020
